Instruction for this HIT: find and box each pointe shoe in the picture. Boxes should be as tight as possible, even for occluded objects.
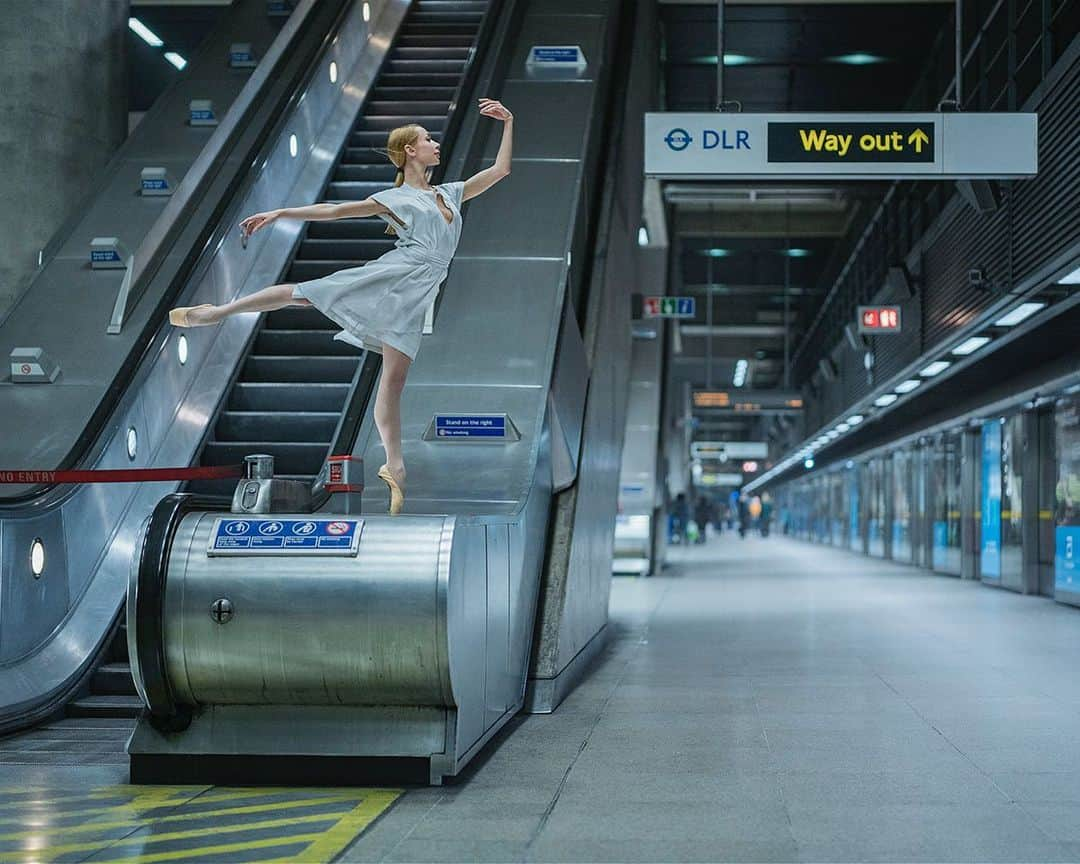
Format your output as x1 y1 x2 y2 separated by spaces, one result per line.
377 465 405 515
168 304 215 327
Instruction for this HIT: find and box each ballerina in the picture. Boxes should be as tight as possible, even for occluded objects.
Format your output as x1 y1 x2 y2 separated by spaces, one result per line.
170 97 514 514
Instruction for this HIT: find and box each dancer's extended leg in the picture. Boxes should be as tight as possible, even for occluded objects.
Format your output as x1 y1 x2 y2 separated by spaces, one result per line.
374 345 411 494
174 283 310 326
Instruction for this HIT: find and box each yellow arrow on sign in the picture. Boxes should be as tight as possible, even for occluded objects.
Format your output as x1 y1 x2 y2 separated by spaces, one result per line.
908 128 930 153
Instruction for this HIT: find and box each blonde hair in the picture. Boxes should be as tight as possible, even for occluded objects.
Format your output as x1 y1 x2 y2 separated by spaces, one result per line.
379 124 423 236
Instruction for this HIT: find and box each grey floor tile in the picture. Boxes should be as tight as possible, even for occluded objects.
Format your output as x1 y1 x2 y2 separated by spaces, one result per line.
1022 802 1080 843
528 834 800 863
992 771 1080 804
778 767 1008 808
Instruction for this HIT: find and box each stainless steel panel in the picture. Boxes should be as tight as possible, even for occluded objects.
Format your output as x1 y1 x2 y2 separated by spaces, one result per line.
0 512 69 661
129 704 448 757
455 161 582 258
164 513 456 706
548 302 589 492
480 80 595 160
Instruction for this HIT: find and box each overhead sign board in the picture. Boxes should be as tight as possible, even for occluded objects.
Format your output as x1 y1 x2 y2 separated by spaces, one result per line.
693 391 803 413
699 473 744 486
768 123 933 163
691 441 768 460
644 296 695 318
857 305 902 334
645 113 1037 179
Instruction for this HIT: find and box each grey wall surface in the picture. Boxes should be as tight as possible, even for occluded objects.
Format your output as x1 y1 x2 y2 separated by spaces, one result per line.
0 1 129 317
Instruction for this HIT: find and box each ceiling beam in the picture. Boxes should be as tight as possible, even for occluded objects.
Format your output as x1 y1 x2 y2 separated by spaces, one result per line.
681 324 787 338
658 0 950 4
680 283 822 296
674 207 856 238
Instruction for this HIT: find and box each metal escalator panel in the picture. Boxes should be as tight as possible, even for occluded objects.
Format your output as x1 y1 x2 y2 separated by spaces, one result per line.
188 0 491 497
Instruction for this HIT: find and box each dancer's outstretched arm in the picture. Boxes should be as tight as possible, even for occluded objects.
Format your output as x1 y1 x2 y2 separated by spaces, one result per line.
462 98 513 202
239 198 395 238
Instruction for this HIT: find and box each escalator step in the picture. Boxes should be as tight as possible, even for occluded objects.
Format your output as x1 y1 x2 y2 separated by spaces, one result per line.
376 72 464 88
66 695 142 719
105 629 129 664
288 260 370 281
398 35 476 48
306 219 391 239
241 355 359 383
354 115 446 132
366 100 451 116
370 86 458 102
296 238 392 261
415 0 488 9
254 328 358 355
203 442 330 476
332 163 397 182
264 306 345 328
409 12 483 24
324 180 394 200
350 130 441 147
90 664 137 696
229 382 351 412
404 24 480 37
383 59 466 75
215 411 341 443
392 47 470 61
340 147 393 165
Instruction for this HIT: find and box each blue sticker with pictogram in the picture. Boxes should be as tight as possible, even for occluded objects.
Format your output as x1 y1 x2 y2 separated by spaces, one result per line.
209 518 362 556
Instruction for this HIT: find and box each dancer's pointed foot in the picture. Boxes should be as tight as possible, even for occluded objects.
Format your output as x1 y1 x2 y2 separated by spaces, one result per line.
168 304 216 327
377 464 405 515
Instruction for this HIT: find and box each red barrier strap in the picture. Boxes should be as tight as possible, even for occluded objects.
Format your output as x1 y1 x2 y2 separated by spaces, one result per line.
0 465 244 485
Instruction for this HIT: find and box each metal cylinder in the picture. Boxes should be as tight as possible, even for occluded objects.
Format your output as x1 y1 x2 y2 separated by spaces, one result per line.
244 454 275 480
160 511 456 707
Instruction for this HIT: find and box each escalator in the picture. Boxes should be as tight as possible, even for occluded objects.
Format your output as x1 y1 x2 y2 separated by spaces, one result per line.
0 0 499 752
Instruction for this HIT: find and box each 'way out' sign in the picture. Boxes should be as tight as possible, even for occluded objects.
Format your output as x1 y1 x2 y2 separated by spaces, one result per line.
645 113 1037 179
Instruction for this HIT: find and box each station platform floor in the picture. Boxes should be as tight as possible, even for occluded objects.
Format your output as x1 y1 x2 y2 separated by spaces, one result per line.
4 533 1080 862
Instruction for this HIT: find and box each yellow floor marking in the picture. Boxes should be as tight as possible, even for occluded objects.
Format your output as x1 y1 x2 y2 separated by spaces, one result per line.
0 810 346 861
293 790 401 863
0 788 178 813
0 787 336 829
0 794 361 844
0 785 400 864
77 831 325 864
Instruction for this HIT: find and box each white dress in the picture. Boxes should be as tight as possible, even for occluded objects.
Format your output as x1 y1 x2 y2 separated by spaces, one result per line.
291 180 465 361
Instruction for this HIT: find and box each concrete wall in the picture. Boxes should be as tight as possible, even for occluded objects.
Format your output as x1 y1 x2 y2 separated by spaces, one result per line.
0 2 128 318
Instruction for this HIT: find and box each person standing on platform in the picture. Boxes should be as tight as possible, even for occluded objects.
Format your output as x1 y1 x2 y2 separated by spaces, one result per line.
760 491 774 537
168 99 515 515
749 494 763 531
694 494 712 544
671 492 689 544
737 492 750 538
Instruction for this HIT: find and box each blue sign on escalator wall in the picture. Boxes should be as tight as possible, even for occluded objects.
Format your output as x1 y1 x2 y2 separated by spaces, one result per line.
981 421 1002 580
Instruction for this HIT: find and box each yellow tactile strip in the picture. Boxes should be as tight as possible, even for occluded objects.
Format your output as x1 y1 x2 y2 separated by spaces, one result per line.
0 784 400 863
